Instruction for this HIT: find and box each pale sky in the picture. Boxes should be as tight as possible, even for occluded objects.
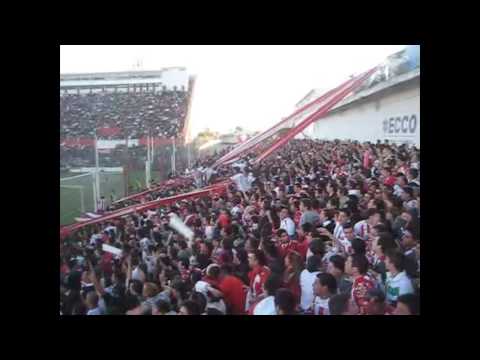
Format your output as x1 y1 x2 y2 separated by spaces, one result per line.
60 45 406 137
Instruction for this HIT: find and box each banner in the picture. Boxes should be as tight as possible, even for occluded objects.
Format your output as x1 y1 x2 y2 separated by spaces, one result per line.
60 180 231 239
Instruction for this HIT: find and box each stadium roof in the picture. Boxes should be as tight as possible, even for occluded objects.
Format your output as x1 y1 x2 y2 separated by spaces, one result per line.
60 67 190 90
296 67 419 115
60 67 186 81
328 67 419 114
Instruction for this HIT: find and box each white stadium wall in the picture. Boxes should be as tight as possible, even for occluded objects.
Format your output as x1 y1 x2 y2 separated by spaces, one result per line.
60 68 190 93
305 79 420 146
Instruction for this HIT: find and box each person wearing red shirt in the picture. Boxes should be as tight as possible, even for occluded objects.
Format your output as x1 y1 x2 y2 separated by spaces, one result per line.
345 254 376 315
295 223 314 260
245 249 271 312
276 229 299 258
363 149 372 170
291 200 302 226
218 209 231 229
219 264 247 315
381 168 397 187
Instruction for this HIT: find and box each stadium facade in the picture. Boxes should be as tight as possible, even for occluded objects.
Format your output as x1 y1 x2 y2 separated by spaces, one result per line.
60 68 189 93
299 46 420 146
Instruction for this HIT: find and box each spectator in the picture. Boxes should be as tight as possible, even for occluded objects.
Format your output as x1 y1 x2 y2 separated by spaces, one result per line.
85 291 103 315
341 222 359 255
392 293 419 315
251 273 283 315
400 227 420 280
283 251 303 305
61 138 420 316
345 254 376 315
311 273 338 315
231 167 252 193
382 168 396 187
333 208 351 244
152 299 177 315
179 300 202 315
328 292 359 315
371 232 397 288
299 255 323 312
274 288 297 315
351 237 366 256
299 198 320 227
327 255 353 294
354 208 381 241
364 288 393 315
60 90 188 140
384 249 415 306
401 186 418 210
279 207 296 238
276 228 298 259
319 208 336 234
310 238 331 272
407 168 420 188
394 174 408 198
245 249 271 311
219 264 247 315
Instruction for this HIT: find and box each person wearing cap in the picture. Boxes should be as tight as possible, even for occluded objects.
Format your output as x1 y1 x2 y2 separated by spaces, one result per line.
364 288 393 315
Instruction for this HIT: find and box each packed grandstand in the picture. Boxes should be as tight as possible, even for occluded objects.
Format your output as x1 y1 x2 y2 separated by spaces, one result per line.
60 48 420 316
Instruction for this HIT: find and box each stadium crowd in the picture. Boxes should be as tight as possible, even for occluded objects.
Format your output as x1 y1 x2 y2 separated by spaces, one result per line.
60 138 420 315
60 90 188 139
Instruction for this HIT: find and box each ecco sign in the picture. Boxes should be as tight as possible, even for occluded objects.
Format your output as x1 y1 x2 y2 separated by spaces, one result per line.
383 115 418 135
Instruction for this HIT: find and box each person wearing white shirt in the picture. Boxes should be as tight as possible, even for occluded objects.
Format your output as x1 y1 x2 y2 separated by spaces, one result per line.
279 208 296 237
385 249 415 305
205 167 216 183
231 168 251 193
354 209 381 241
85 291 104 315
140 237 154 251
299 255 322 312
331 209 351 252
253 295 276 315
89 233 101 246
252 273 282 315
232 160 247 172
